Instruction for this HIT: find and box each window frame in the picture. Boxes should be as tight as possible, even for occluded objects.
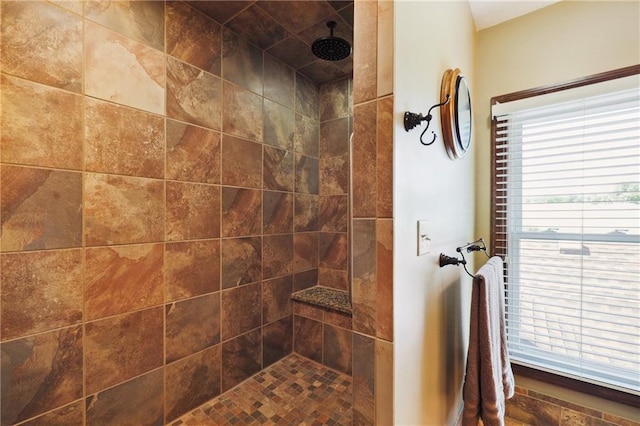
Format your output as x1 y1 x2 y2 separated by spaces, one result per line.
490 64 640 409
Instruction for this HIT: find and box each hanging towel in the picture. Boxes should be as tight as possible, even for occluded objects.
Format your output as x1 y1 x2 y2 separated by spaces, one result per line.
462 256 514 426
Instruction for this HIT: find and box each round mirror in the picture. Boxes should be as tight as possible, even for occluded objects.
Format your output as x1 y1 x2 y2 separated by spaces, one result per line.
440 69 472 159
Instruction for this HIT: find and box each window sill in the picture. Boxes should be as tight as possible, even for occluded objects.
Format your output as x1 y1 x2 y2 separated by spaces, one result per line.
512 363 640 409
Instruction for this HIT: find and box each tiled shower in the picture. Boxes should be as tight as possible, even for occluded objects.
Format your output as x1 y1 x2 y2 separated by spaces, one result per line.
0 1 394 425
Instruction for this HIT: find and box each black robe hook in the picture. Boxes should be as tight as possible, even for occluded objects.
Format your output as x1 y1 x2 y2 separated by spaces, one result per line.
403 94 450 146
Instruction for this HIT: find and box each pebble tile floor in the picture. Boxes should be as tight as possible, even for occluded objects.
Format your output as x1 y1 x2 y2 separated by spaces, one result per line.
171 353 353 426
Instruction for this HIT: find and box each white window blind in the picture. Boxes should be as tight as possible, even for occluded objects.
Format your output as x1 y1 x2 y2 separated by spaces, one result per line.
493 80 640 394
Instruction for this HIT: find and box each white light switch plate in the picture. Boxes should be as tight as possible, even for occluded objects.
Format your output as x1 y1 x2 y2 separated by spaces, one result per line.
417 220 431 256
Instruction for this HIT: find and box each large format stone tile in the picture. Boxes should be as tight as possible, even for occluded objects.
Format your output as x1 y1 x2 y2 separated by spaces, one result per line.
320 155 349 195
294 269 318 292
320 79 350 121
85 0 164 50
263 316 293 367
352 333 375 425
221 237 262 289
166 1 222 75
222 28 263 95
264 146 295 192
295 154 319 195
319 232 348 271
319 268 349 291
352 101 377 218
295 74 320 119
165 345 222 422
221 187 262 237
298 60 347 86
221 328 261 392
319 195 348 232
263 191 293 235
323 324 352 375
166 181 220 241
85 98 164 178
85 22 165 114
225 5 287 50
375 339 394 426
186 1 248 26
294 232 319 273
264 99 294 151
85 369 164 426
320 117 350 158
84 173 164 246
85 244 164 320
17 401 84 426
84 308 163 394
268 37 317 74
221 135 262 188
166 293 221 363
352 219 376 336
294 113 320 157
262 275 293 324
1 166 82 251
506 392 562 425
1 75 83 170
264 54 295 109
167 56 222 130
353 0 377 103
377 96 393 218
293 315 322 363
0 1 82 92
166 120 221 184
294 194 318 232
296 11 353 47
165 240 220 301
49 1 83 15
263 234 293 279
1 250 82 340
1 326 83 425
221 282 261 341
223 82 263 142
376 219 393 341
257 1 335 34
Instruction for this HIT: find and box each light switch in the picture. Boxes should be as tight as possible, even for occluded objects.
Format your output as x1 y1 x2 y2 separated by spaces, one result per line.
417 220 431 256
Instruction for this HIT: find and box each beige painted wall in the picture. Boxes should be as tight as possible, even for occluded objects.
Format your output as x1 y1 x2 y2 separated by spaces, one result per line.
394 1 476 424
474 0 640 420
474 0 640 255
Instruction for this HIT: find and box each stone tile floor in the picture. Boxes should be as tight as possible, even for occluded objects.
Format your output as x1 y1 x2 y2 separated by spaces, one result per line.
170 353 353 425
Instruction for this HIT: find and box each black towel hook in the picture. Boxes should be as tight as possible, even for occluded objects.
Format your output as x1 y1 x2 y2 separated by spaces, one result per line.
404 94 451 146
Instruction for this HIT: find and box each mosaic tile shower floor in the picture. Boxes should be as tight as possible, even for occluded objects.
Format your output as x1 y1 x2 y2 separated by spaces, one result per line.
171 353 353 426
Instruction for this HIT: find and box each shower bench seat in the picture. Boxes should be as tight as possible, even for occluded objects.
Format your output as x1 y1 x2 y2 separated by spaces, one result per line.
291 286 352 314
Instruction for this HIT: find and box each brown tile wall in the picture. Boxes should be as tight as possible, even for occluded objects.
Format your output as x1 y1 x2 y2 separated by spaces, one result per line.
318 78 353 291
291 0 396 423
504 386 640 426
291 75 353 378
0 1 348 424
293 300 354 376
350 0 395 425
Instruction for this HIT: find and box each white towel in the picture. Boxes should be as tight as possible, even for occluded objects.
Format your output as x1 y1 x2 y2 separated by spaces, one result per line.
462 256 514 426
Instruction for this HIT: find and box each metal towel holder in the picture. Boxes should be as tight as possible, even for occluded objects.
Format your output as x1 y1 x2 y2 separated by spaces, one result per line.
439 238 490 278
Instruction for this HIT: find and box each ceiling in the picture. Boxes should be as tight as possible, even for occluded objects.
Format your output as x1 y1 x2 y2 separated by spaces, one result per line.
468 0 561 30
188 1 558 85
188 1 354 85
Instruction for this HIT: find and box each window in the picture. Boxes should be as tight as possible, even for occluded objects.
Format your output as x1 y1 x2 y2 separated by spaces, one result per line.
491 66 640 401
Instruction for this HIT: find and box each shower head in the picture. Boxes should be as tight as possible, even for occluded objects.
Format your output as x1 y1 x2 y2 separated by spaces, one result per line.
311 21 351 61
